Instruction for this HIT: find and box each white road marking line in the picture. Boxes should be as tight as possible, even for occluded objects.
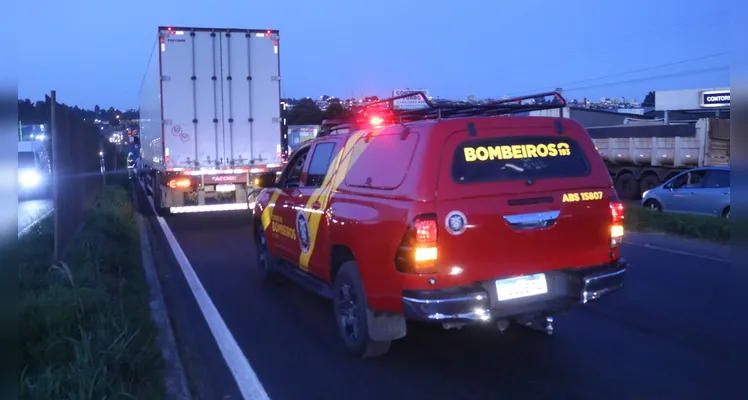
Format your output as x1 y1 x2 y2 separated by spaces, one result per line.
17 208 54 238
138 180 270 400
623 242 729 264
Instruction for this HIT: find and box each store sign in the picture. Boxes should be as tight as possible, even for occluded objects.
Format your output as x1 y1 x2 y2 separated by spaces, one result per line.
700 90 730 108
392 89 430 110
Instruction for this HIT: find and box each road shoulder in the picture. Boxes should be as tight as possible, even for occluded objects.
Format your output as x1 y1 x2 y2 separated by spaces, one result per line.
624 231 730 262
131 179 244 400
135 206 192 399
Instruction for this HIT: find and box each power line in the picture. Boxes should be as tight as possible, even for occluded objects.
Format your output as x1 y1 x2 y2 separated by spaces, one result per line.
542 20 724 64
561 65 729 93
509 52 729 97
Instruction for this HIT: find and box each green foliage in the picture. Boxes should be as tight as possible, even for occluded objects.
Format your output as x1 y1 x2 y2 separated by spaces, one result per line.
18 99 139 125
287 98 324 125
624 206 729 242
323 100 350 120
18 181 165 399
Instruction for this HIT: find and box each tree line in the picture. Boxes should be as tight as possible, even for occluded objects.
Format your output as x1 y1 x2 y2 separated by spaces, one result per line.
18 99 139 126
283 98 354 125
20 91 651 128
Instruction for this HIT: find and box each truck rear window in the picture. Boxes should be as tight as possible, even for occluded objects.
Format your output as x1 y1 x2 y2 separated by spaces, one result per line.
451 136 591 184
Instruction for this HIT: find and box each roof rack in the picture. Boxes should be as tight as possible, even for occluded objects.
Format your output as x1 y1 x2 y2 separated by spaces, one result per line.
318 118 358 137
318 91 567 137
372 91 566 123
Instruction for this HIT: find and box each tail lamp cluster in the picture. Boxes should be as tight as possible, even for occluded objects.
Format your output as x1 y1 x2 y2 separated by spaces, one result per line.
395 214 439 274
610 201 624 248
168 177 192 189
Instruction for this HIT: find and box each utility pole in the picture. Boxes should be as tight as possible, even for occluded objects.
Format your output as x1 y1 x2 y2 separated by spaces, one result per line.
50 90 59 263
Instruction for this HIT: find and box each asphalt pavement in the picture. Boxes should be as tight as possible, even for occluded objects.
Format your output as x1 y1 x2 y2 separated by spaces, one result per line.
134 184 745 400
18 196 53 236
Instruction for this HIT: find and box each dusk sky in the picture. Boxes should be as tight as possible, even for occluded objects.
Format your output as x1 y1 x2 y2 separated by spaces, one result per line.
15 0 734 110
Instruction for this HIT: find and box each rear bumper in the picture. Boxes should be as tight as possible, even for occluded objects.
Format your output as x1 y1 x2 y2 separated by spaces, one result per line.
402 259 627 323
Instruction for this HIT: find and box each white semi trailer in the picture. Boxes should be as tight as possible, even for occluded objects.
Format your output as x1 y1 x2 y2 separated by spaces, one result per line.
139 26 285 215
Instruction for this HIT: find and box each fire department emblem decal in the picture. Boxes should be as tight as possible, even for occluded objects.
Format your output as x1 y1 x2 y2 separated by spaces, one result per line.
445 211 467 235
296 210 311 254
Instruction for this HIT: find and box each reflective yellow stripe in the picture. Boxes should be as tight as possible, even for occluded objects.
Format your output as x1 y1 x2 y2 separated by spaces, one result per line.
261 190 282 230
299 131 371 269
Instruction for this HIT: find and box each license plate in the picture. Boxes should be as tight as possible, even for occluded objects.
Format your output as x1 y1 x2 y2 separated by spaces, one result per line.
216 184 236 192
496 273 548 301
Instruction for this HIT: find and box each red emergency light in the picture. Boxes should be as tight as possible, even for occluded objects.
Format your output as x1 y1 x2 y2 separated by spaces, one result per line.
370 116 384 126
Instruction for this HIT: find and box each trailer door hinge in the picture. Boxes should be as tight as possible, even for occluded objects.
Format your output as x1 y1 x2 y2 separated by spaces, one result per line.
161 76 171 81
271 76 280 81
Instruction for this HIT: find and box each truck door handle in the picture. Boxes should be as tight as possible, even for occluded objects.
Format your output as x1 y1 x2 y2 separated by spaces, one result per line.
311 201 321 210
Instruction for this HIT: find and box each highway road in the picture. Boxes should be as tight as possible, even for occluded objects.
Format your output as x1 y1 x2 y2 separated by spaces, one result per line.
18 196 53 236
134 184 745 400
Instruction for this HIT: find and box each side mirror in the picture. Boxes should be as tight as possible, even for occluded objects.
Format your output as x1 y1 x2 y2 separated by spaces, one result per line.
255 171 277 188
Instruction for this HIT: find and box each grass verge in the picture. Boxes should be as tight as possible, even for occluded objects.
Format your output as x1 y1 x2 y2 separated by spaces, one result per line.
624 205 730 243
18 177 165 399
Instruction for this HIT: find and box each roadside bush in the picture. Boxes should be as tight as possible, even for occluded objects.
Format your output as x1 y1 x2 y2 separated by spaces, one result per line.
18 179 164 399
624 206 730 243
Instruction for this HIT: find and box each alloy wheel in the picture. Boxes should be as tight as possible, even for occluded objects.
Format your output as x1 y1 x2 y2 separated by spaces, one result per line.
337 283 362 342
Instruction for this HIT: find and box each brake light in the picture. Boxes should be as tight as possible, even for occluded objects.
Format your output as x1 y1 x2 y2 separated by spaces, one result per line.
370 116 384 126
415 219 436 242
395 215 438 274
168 177 191 189
610 202 623 222
610 201 624 247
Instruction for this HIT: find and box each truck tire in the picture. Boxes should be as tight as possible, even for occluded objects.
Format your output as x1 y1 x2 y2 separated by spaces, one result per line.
615 173 638 200
153 183 170 217
639 175 661 196
332 261 392 358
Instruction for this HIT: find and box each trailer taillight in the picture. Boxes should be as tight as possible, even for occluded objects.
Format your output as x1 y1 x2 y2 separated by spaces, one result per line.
168 177 191 189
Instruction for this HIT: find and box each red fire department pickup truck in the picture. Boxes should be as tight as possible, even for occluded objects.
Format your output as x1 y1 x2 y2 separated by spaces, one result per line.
251 92 627 358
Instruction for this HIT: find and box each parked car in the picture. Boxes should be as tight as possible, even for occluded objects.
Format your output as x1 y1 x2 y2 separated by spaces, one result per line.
641 166 730 218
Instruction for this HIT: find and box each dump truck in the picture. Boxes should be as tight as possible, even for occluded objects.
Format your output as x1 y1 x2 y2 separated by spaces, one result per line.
587 118 730 200
139 26 285 215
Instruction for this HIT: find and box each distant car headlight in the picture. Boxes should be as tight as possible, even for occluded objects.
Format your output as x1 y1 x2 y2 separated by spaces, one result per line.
19 169 41 188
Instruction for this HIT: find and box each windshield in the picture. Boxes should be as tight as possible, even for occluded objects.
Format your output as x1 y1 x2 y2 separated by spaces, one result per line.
451 136 591 184
18 151 36 169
